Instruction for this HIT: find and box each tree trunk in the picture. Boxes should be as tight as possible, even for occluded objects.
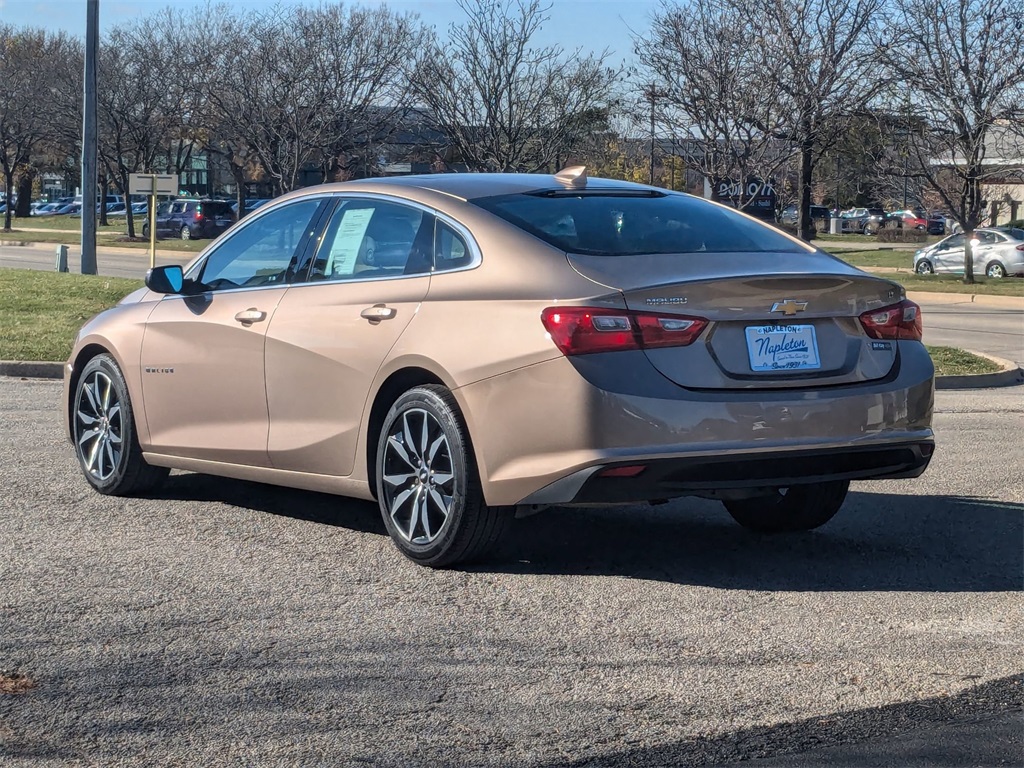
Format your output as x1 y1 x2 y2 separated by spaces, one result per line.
2 166 13 231
797 119 814 241
233 164 247 219
15 170 33 218
121 173 135 239
962 174 982 284
98 172 109 226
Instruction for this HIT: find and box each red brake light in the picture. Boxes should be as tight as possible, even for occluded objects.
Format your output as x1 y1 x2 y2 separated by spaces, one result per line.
859 299 922 341
541 307 707 356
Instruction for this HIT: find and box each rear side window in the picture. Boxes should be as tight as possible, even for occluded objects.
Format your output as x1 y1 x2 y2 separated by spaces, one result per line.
435 221 472 271
310 199 432 281
473 191 803 256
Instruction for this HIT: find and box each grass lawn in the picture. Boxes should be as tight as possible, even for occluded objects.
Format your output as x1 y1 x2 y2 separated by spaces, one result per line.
817 232 942 245
926 345 1002 376
0 270 1011 380
816 232 878 244
827 249 913 269
0 268 142 362
0 226 206 253
4 215 117 231
886 273 1024 296
829 250 1024 295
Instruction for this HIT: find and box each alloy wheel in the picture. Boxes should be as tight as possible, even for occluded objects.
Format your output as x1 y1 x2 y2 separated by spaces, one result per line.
76 370 124 482
380 408 455 545
986 263 1006 278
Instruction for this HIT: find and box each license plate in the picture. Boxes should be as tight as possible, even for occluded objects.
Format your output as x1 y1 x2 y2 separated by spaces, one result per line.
745 324 821 371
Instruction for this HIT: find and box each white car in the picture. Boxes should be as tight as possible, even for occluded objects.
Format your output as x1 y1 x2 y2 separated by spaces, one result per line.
913 227 1024 278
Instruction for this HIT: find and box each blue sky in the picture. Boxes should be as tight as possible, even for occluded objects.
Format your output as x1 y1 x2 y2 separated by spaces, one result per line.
0 0 658 66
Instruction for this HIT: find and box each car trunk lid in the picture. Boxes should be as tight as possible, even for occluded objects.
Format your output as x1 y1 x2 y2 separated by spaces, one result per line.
567 250 906 390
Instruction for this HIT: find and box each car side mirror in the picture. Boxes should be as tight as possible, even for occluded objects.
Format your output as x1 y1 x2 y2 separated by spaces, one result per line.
145 264 184 294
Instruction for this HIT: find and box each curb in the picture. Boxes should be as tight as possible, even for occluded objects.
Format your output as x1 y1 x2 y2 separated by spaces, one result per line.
934 352 1024 390
906 290 1024 310
3 354 1021 389
0 361 65 379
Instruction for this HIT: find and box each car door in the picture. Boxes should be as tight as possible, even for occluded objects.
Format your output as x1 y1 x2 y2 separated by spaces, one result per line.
971 230 1000 272
932 233 965 273
139 198 328 466
264 197 435 476
156 201 182 236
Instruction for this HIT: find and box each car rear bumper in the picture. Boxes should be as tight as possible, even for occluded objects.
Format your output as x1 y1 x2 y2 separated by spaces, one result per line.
456 344 935 507
520 441 933 505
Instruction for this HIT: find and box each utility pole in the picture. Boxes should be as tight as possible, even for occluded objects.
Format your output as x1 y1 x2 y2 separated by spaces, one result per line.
648 83 657 186
80 0 99 275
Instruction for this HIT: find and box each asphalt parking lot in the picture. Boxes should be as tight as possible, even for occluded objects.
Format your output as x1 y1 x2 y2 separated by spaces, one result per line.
1 378 1021 766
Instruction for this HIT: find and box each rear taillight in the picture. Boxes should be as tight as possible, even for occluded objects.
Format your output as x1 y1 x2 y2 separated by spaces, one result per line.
1015 244 1024 251
859 299 922 341
541 307 707 356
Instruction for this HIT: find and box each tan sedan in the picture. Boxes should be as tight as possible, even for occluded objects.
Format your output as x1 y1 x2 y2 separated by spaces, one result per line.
64 170 935 567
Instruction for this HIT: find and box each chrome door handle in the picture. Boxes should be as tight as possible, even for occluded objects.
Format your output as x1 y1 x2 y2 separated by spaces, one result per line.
360 304 397 322
234 308 267 326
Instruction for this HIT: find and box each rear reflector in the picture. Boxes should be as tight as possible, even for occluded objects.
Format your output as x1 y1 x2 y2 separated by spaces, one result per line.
541 307 707 356
859 299 923 341
597 464 647 478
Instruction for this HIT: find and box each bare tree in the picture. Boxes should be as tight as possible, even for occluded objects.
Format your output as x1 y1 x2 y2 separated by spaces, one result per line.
0 27 76 230
876 0 1024 282
195 3 421 206
756 0 881 238
408 0 617 173
635 0 794 211
97 15 194 238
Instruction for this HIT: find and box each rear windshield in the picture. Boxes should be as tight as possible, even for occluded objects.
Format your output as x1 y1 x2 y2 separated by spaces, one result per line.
473 191 804 256
202 202 233 216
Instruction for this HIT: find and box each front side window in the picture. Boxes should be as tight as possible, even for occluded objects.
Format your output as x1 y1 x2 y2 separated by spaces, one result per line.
474 191 804 256
196 199 322 291
310 199 432 281
944 234 965 249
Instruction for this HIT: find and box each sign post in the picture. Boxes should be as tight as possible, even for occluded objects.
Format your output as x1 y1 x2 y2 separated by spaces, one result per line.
128 173 176 269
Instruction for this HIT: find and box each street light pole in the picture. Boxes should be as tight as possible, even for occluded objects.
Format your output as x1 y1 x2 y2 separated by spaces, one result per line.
80 0 99 275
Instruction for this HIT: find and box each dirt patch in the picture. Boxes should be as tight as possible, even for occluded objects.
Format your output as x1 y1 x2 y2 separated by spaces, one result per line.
0 671 36 694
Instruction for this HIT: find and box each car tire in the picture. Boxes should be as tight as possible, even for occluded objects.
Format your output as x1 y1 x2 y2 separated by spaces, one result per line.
376 385 509 568
180 226 191 240
985 261 1007 279
141 223 149 238
864 222 878 235
723 480 849 533
915 259 934 275
73 354 169 496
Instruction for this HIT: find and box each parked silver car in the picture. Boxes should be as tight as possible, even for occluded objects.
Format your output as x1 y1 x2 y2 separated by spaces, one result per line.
913 227 1024 278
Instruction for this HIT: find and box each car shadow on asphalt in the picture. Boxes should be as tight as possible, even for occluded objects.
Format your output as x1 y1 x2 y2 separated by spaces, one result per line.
490 491 1023 592
148 474 1022 593
532 674 1023 768
150 471 386 535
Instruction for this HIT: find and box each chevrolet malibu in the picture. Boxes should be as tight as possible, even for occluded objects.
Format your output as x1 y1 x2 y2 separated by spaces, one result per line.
64 170 935 567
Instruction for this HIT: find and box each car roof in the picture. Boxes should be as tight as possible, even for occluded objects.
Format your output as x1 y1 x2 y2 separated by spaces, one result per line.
295 173 657 202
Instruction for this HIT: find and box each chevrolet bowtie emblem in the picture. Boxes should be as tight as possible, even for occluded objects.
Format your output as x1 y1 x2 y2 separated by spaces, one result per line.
770 300 808 315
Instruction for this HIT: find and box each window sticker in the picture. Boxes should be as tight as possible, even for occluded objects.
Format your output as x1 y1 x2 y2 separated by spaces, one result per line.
326 208 374 276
